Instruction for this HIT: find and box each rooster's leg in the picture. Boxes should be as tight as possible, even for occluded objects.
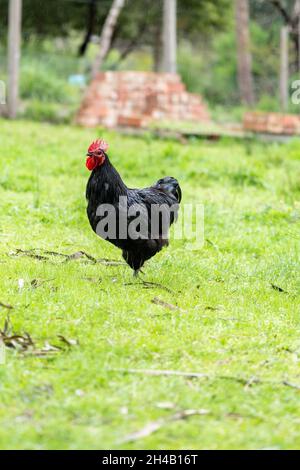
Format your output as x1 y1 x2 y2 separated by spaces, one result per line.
133 269 145 278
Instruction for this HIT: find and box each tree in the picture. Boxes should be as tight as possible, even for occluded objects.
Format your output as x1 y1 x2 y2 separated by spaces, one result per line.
7 0 22 119
0 0 232 79
162 0 177 73
269 0 300 72
0 0 231 58
280 25 289 110
235 0 255 105
91 0 126 78
78 0 97 57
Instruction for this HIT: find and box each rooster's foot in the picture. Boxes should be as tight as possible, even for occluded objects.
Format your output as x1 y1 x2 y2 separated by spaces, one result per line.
133 269 145 278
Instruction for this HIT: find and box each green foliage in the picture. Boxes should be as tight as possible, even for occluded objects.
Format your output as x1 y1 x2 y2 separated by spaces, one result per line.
178 42 204 96
20 64 71 103
0 40 85 123
176 17 284 110
177 30 238 105
0 0 232 42
177 0 232 38
22 100 74 124
0 120 299 449
0 0 90 37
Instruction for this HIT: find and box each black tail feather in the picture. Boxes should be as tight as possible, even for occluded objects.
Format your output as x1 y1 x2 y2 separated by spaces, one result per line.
154 177 182 203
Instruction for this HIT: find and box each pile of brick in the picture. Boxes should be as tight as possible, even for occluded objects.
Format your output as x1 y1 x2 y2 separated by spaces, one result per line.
76 71 210 128
244 111 300 135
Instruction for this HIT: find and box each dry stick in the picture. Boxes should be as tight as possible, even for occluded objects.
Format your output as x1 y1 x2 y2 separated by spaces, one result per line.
152 299 248 322
120 409 210 444
0 302 13 310
31 278 54 289
14 249 48 260
152 297 186 312
142 280 173 292
65 251 98 263
1 325 77 357
271 283 287 293
108 368 300 390
12 248 122 266
91 0 126 79
282 381 300 391
124 281 174 294
109 368 209 379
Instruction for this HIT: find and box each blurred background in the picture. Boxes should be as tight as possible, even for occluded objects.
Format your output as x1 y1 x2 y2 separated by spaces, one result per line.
0 0 300 126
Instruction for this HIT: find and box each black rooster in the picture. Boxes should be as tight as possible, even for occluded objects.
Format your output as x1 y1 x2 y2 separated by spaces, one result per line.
85 139 182 275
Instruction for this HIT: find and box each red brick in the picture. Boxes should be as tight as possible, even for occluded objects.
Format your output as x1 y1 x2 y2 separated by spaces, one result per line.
76 71 210 128
118 116 143 127
244 111 300 135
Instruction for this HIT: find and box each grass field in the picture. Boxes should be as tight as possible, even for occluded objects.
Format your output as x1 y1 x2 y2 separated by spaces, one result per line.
0 119 299 450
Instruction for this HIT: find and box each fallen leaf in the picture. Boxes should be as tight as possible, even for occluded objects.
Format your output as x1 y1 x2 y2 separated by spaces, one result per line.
271 283 287 293
0 319 77 357
30 278 54 289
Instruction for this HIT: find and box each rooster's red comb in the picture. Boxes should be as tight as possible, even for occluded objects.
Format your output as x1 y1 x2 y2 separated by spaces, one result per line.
88 139 109 153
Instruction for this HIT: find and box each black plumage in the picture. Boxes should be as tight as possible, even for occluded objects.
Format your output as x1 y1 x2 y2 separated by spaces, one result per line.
86 151 182 275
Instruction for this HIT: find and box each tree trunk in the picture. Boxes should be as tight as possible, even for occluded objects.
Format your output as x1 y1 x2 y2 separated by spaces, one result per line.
78 0 97 57
294 0 300 72
235 0 255 106
7 0 22 119
162 0 177 74
91 0 126 79
270 0 299 72
0 81 5 107
153 20 163 72
280 26 289 111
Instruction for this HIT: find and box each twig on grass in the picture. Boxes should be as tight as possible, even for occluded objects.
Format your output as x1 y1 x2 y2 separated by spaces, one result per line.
64 251 98 263
108 368 209 379
0 302 13 310
0 318 78 357
151 300 249 322
282 381 300 391
124 281 174 294
271 283 287 293
108 368 300 391
13 249 48 261
10 248 123 266
120 408 210 444
57 335 79 348
30 278 54 289
142 280 174 294
151 297 186 312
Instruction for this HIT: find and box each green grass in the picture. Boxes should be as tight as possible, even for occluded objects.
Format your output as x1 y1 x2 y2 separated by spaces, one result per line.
0 119 299 450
